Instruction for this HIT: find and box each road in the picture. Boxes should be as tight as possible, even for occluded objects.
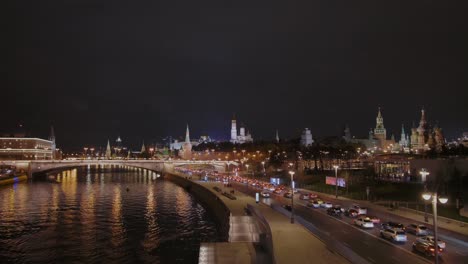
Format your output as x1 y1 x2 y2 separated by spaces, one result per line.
229 182 468 264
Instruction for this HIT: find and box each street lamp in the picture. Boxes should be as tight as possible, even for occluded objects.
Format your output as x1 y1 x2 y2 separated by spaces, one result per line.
333 165 339 198
289 170 295 224
261 161 265 173
246 164 250 175
422 192 448 264
420 169 430 222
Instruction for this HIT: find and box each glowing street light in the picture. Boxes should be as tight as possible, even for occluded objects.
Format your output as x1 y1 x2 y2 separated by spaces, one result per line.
422 192 448 264
420 169 430 222
333 165 339 198
289 170 295 224
261 161 265 172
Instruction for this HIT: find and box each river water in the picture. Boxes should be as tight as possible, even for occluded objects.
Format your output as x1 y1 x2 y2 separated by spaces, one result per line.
0 166 220 263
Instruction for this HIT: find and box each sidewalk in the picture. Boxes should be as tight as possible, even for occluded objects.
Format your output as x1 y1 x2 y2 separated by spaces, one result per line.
171 171 349 264
301 188 468 237
198 180 349 264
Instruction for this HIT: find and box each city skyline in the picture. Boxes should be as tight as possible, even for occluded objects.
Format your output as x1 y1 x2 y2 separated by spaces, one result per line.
4 1 468 149
1 106 465 151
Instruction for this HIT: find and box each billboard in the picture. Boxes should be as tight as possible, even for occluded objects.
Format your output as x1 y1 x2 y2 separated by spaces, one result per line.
326 176 346 187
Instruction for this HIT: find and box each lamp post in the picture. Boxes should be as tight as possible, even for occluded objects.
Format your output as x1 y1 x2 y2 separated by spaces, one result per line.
261 161 265 173
420 169 430 222
333 165 339 198
289 170 295 224
422 192 448 264
246 164 250 176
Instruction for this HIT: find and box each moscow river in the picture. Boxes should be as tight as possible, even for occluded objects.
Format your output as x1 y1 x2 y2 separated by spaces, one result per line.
0 166 220 263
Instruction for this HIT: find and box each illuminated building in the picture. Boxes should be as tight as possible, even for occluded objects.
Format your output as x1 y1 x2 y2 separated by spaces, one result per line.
0 137 55 160
300 128 314 146
230 115 253 144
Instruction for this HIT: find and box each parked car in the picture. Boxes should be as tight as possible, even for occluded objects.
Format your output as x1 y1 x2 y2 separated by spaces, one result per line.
260 191 270 198
307 201 320 208
344 209 359 218
300 193 311 200
417 236 446 250
283 192 292 199
380 228 407 243
412 239 443 257
381 221 406 232
321 202 333 208
354 217 375 228
406 224 429 236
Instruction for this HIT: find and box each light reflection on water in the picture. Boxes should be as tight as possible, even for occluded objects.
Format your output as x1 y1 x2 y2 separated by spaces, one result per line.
0 166 219 264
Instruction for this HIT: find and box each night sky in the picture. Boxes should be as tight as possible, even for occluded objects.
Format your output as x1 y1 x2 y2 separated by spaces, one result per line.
5 1 468 150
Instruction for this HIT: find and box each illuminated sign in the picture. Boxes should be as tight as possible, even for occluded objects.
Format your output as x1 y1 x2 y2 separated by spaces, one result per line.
326 176 346 187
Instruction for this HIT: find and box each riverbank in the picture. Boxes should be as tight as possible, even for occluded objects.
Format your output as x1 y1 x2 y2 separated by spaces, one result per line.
0 174 27 186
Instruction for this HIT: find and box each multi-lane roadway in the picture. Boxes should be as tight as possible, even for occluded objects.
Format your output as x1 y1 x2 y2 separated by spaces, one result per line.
230 182 468 264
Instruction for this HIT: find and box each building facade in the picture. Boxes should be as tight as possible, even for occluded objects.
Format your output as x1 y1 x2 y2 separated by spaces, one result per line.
0 138 55 160
230 116 253 144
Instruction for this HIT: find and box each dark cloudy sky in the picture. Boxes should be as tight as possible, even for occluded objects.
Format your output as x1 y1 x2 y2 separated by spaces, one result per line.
4 1 468 150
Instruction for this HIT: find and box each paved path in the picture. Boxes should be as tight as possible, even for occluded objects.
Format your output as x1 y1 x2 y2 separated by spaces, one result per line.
171 172 349 264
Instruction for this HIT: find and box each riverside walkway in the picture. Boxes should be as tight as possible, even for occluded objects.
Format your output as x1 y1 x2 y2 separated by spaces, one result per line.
170 171 348 264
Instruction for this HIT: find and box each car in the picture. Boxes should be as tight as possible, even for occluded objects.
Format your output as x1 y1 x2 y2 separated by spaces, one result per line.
327 207 343 216
315 199 324 205
352 204 367 215
366 215 381 224
321 202 333 208
299 193 311 200
417 236 446 249
344 209 359 218
354 217 375 228
381 221 406 232
260 191 270 198
309 193 318 199
273 189 282 195
406 224 429 236
380 228 407 243
412 240 443 257
307 201 320 208
283 192 292 198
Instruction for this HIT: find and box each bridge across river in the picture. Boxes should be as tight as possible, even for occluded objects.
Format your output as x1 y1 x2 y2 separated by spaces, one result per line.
0 159 233 177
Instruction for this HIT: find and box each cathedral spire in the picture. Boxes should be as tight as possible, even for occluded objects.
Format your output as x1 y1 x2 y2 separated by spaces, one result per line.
49 125 56 159
185 124 190 143
105 139 111 159
141 141 146 153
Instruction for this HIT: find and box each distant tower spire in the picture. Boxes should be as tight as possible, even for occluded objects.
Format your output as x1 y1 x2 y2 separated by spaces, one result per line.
275 129 279 143
141 141 146 153
105 139 111 159
374 107 386 140
185 124 191 143
49 125 56 159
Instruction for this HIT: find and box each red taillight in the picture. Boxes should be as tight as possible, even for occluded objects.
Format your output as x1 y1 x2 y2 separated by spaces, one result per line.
430 248 435 252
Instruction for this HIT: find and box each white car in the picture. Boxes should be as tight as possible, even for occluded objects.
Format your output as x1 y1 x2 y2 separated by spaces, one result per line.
380 228 407 243
417 236 446 249
307 201 320 208
321 202 333 208
352 204 367 215
260 191 270 198
354 217 374 228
